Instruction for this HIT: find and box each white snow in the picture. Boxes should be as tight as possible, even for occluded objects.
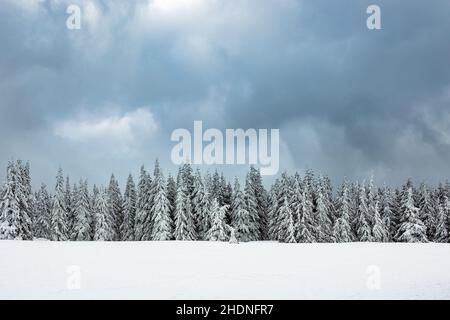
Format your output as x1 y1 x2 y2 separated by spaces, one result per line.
1 241 450 299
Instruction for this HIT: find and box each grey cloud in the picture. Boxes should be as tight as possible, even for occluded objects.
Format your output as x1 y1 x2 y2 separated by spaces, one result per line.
1 0 450 188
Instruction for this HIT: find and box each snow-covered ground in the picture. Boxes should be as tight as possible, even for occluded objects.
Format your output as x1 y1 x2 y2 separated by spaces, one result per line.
0 241 449 299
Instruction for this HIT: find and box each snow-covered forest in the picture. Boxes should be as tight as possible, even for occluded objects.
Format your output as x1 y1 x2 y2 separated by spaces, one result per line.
0 159 448 243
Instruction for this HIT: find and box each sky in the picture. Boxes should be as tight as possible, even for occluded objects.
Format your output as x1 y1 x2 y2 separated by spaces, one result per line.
1 0 450 189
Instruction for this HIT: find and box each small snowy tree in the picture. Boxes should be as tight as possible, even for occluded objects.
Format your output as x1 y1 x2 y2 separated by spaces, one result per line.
94 188 114 241
231 178 252 242
34 184 52 239
333 182 353 243
277 197 296 243
244 172 261 241
395 188 427 243
206 199 229 241
356 183 372 242
174 180 196 241
150 170 173 241
108 174 123 240
134 166 152 241
372 201 388 242
315 179 332 242
72 180 92 241
121 174 137 241
51 168 68 241
434 204 448 243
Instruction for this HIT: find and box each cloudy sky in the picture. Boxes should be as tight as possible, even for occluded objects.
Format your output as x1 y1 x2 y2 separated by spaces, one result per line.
1 0 450 188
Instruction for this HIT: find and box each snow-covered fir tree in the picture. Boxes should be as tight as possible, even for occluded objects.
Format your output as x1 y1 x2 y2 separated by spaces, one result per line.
231 178 252 242
0 161 31 240
333 181 353 242
192 169 209 240
418 183 437 240
244 171 261 241
206 199 229 241
121 174 137 241
174 178 196 241
294 179 316 243
65 177 75 240
277 196 296 243
315 177 333 242
108 175 123 241
372 201 388 242
33 184 52 239
93 188 114 241
51 168 68 241
72 180 92 241
134 166 152 241
150 163 173 241
356 183 372 242
434 204 448 243
395 188 427 243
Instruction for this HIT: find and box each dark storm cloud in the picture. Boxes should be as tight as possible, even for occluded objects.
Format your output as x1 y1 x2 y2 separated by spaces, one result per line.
0 0 450 188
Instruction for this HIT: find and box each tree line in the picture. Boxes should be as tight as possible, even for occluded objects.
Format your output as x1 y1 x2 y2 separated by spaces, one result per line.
0 159 448 243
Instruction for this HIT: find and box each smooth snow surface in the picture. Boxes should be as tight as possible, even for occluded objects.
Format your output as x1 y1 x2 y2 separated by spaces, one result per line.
1 241 449 299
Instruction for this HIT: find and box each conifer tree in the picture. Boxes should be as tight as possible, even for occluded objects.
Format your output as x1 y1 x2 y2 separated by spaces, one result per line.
72 180 92 241
434 204 448 243
244 172 260 241
34 184 52 239
134 166 152 241
333 181 353 242
418 183 437 239
294 180 316 243
108 174 123 240
121 174 137 241
94 188 114 241
356 183 372 242
231 178 251 242
206 199 229 241
66 177 77 240
372 201 388 242
166 174 177 224
396 188 427 243
51 168 68 241
0 161 25 239
277 197 296 243
150 164 173 241
315 178 332 242
192 169 209 240
174 180 196 241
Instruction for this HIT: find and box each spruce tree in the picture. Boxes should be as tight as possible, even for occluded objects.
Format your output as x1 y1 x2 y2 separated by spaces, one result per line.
395 188 427 243
315 177 332 242
231 178 252 242
108 174 123 240
34 184 52 239
72 180 92 241
0 161 24 239
174 180 196 241
150 165 173 241
372 201 388 242
121 174 137 241
294 180 316 243
244 172 260 241
277 196 296 243
192 169 209 240
333 181 353 242
51 168 68 241
134 166 152 241
206 199 229 241
94 188 114 241
434 204 448 243
356 183 372 242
